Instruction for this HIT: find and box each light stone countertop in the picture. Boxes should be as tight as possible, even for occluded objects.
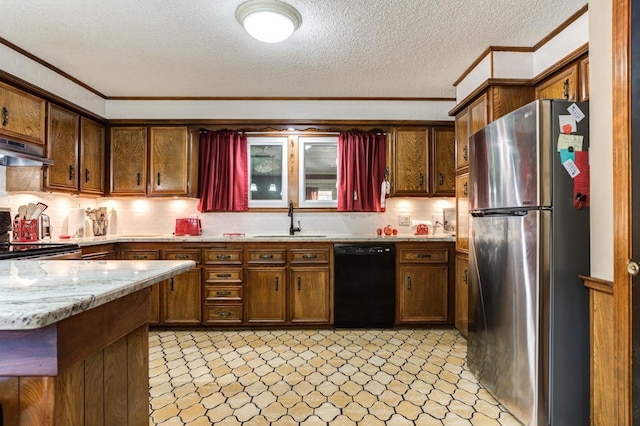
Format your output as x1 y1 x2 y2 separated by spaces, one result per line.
57 233 456 246
0 259 195 330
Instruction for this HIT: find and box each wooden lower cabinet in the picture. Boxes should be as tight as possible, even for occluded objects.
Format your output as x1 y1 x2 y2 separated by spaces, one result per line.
455 254 469 337
161 268 201 325
396 242 454 325
246 267 287 324
289 267 330 324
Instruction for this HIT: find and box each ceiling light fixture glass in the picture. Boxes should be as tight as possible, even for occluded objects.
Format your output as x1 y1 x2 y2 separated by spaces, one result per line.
236 0 302 43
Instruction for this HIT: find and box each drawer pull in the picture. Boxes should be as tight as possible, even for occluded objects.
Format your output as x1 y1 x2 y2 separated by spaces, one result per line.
259 254 274 259
1 106 8 126
85 168 90 183
297 276 301 291
419 172 424 186
463 182 468 196
170 278 174 292
275 276 279 291
132 255 148 259
175 254 190 259
407 275 412 289
136 172 141 186
302 254 317 259
439 173 444 186
463 145 468 161
417 253 432 259
216 291 231 296
69 165 75 181
157 172 161 186
216 273 232 278
217 311 231 317
216 254 231 260
463 269 468 284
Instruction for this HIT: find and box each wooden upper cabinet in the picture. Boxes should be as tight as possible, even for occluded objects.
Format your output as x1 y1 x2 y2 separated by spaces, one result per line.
391 126 455 197
580 57 589 101
0 81 46 145
80 117 105 195
110 127 148 195
46 104 79 192
149 127 188 196
455 109 469 171
431 127 455 196
393 127 428 195
535 63 578 101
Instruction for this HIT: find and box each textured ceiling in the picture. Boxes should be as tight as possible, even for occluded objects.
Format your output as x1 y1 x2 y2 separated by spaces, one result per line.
0 0 587 99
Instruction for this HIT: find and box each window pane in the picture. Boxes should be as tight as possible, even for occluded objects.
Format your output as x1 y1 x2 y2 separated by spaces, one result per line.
248 138 287 207
299 137 338 207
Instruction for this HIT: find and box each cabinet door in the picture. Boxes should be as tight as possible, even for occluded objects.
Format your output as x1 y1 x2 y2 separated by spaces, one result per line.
46 105 79 191
289 267 330 324
469 94 488 134
535 64 578 101
161 268 202 325
580 57 589 101
0 81 46 145
246 268 286 324
455 255 469 337
431 127 455 196
149 127 188 196
456 173 469 253
80 117 105 195
393 128 428 195
110 127 147 195
397 265 448 323
455 109 469 171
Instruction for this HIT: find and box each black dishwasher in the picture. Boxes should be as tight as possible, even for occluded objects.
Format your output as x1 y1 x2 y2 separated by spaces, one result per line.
333 243 396 328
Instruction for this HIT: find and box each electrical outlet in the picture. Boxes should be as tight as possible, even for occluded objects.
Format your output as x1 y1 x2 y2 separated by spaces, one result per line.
398 214 411 226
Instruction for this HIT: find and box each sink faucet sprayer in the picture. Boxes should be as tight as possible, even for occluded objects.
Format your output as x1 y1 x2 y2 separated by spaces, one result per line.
288 200 301 235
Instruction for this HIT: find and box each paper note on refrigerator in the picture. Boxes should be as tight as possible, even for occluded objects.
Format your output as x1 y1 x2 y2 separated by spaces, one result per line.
557 134 584 152
559 115 577 134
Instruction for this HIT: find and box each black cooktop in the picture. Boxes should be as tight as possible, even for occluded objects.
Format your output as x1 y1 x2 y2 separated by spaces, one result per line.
0 242 81 260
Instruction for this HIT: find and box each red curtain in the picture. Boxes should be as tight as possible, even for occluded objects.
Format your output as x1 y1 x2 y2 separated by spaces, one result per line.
337 131 386 212
197 130 248 212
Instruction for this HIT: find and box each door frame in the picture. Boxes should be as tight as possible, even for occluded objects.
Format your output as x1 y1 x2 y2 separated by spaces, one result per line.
613 0 632 423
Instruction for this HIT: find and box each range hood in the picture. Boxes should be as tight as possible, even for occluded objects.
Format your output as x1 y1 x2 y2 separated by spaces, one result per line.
0 137 53 167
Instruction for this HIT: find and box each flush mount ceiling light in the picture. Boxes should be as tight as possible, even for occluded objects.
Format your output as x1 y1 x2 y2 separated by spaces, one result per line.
236 0 302 43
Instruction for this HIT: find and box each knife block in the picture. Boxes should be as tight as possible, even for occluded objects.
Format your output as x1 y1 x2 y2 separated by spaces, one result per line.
13 219 39 242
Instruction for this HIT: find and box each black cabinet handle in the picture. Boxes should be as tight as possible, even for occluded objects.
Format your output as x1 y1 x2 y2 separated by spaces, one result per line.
463 145 468 161
419 172 424 186
463 269 468 284
297 276 301 291
170 278 174 292
1 106 8 126
407 276 412 289
259 254 274 259
174 254 190 259
216 254 231 260
302 254 317 259
69 165 74 180
275 276 279 291
136 172 141 186
563 78 570 99
216 291 231 296
417 253 432 259
439 173 444 186
463 182 468 196
85 168 90 183
217 311 231 317
157 172 161 186
216 273 231 278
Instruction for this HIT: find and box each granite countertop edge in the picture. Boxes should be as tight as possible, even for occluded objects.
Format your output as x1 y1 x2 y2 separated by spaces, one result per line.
0 259 195 331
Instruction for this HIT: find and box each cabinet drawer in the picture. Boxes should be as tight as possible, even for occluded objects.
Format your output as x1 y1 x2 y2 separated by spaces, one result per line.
122 250 159 260
246 249 286 264
204 249 243 264
399 248 448 263
205 286 243 302
290 249 330 264
204 305 243 324
204 268 243 284
163 249 201 264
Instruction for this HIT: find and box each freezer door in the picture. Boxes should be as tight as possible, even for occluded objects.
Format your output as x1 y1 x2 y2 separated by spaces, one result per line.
469 100 550 211
468 210 546 426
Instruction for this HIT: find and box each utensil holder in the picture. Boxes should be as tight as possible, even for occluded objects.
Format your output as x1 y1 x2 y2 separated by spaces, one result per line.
13 219 39 242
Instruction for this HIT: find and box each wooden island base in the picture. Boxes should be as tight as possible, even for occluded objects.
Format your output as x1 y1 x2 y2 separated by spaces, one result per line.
0 288 151 426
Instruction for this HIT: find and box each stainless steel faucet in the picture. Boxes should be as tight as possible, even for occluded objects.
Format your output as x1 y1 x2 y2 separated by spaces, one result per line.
288 200 301 235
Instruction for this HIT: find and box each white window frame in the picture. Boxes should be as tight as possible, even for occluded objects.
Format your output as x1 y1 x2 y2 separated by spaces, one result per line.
298 136 339 208
247 136 288 208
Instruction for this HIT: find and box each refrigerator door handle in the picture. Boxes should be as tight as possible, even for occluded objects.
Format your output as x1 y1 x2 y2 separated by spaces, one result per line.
470 210 530 217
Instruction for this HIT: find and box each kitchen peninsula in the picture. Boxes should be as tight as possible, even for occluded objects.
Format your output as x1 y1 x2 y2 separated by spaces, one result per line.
0 259 195 426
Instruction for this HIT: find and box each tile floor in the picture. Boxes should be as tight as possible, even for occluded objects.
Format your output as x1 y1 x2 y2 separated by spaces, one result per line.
149 328 521 425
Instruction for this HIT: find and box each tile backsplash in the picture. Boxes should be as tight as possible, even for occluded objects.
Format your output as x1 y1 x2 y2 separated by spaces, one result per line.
0 166 455 238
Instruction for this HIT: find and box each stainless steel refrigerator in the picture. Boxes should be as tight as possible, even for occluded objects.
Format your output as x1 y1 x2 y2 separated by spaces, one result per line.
467 99 590 425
